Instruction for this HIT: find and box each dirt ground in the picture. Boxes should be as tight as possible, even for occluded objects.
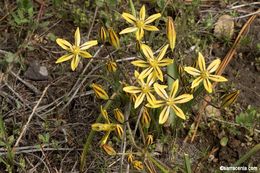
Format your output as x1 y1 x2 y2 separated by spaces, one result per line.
0 1 259 172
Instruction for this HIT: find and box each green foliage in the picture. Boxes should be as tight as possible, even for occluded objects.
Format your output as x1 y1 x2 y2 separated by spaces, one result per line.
236 106 259 128
0 115 15 173
11 0 34 25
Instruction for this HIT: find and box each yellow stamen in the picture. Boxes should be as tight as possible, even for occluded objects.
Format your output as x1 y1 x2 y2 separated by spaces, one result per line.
136 20 144 28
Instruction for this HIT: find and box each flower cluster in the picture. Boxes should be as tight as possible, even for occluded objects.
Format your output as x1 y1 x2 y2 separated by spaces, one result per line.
54 4 229 172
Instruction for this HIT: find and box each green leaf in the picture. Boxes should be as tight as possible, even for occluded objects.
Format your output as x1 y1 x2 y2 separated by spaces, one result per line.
184 153 192 173
5 52 16 63
95 0 104 7
220 137 228 147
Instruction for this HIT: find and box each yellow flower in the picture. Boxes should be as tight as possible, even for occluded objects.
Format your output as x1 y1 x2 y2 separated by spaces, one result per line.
132 44 173 81
56 27 98 71
91 83 109 100
184 52 228 93
120 5 161 40
123 72 156 108
166 16 176 51
149 80 193 124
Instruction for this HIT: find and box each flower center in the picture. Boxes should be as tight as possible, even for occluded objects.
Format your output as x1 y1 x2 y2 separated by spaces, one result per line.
149 59 157 67
136 20 144 28
201 70 209 79
72 45 80 55
142 85 150 93
166 97 175 106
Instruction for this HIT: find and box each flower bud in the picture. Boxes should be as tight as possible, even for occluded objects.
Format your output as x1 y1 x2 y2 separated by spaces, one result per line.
102 144 116 156
100 106 109 123
145 134 153 146
91 83 109 100
99 26 107 43
221 90 239 108
115 124 123 139
127 154 134 163
166 16 176 51
106 60 117 72
141 107 151 128
108 28 120 49
113 108 124 123
132 160 143 170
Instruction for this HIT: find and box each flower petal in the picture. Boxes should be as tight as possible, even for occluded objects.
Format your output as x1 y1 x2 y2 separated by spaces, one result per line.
141 44 153 59
79 50 92 58
123 86 141 94
139 67 153 79
135 93 145 108
80 40 98 50
203 78 212 93
140 5 146 21
157 44 169 61
209 74 228 82
136 28 144 40
75 27 80 46
122 12 137 24
146 73 155 86
56 38 72 51
71 55 80 71
154 66 163 81
144 13 161 24
159 106 170 124
174 94 193 104
56 54 73 63
170 79 179 98
119 27 138 35
131 60 149 67
171 105 186 120
143 25 159 31
146 100 165 108
198 52 206 71
207 58 221 73
146 92 156 105
154 83 168 99
191 77 203 88
184 67 201 76
158 58 173 66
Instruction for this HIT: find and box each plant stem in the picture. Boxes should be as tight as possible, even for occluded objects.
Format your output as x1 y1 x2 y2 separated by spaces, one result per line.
233 143 260 167
80 92 118 172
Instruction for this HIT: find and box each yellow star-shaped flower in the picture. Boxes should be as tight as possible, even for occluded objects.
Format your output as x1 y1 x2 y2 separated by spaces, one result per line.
119 5 161 40
56 27 98 71
123 71 156 108
148 79 193 124
131 44 173 81
184 52 228 93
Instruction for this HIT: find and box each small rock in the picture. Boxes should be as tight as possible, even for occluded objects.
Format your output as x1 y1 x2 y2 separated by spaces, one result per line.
214 15 234 39
205 105 221 117
24 61 48 81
